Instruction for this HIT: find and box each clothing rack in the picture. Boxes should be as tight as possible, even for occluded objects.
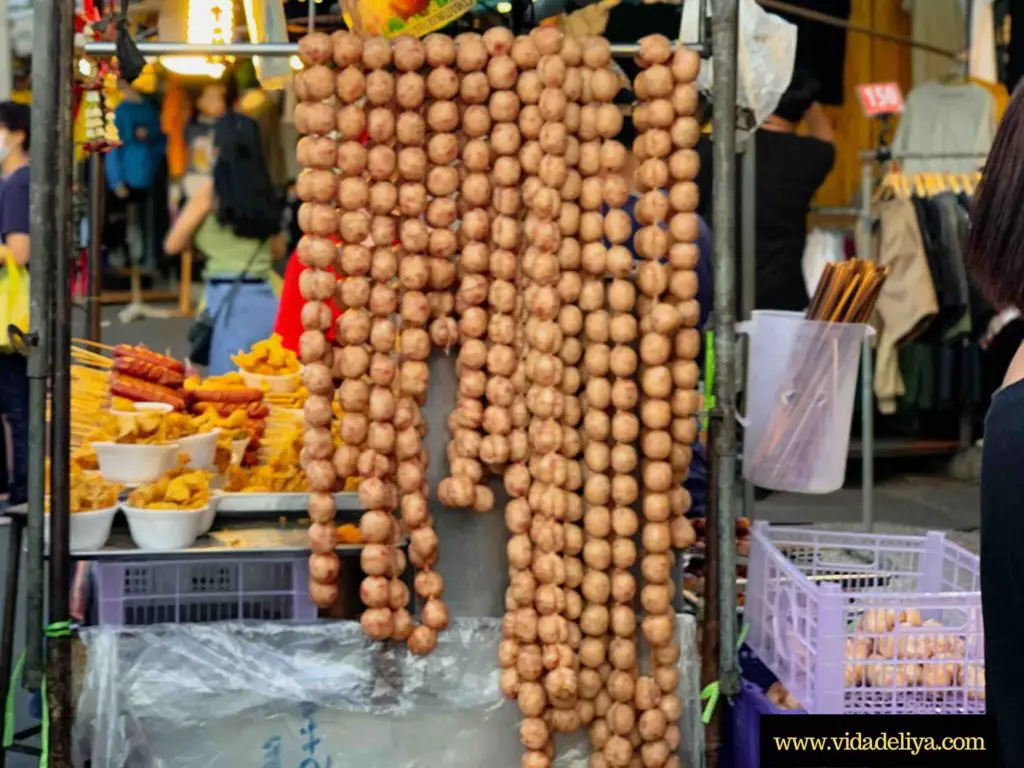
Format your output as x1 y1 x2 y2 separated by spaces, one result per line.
856 149 988 530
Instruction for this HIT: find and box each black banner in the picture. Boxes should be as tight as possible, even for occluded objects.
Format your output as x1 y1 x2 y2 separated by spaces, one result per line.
760 715 999 767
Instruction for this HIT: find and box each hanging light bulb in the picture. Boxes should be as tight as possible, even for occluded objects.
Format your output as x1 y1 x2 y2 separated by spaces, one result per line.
159 0 233 78
496 1 512 11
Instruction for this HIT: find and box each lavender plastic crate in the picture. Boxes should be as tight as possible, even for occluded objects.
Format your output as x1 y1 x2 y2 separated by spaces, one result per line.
730 680 804 768
745 521 984 715
94 557 317 626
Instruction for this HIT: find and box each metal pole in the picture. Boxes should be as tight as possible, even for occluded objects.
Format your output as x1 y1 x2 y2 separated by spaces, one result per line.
701 421 722 768
859 158 874 532
0 0 11 101
23 0 61 693
83 40 706 57
86 154 104 342
711 0 740 701
45 0 75 757
740 137 756 522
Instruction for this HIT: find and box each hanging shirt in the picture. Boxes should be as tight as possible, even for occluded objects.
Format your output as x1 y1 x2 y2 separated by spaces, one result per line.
902 0 966 85
867 196 939 415
891 82 996 174
969 0 998 83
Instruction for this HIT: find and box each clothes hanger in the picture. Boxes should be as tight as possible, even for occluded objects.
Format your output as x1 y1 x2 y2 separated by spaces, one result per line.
873 171 899 202
917 174 933 198
947 174 962 194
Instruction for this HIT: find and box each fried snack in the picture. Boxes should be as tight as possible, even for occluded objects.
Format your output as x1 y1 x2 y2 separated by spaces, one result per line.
44 460 122 512
127 461 212 510
224 431 310 493
113 353 185 388
72 364 110 447
264 386 309 410
110 373 187 410
184 373 264 404
337 523 361 544
86 411 202 445
112 345 185 375
71 445 99 472
232 334 301 375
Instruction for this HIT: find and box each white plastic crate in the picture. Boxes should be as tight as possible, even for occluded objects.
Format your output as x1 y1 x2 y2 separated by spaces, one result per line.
94 557 317 626
745 522 983 715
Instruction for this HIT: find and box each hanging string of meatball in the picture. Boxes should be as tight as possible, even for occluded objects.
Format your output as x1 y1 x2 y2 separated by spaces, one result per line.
499 31 541 716
371 33 451 655
573 34 617 761
436 32 492 506
295 31 343 611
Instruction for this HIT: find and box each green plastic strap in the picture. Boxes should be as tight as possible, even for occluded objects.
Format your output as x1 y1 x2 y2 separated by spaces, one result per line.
44 622 72 639
702 330 716 431
700 623 750 725
3 651 24 747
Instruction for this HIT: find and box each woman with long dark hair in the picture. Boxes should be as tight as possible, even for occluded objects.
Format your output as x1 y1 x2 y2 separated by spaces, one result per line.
165 111 284 374
966 85 1024 766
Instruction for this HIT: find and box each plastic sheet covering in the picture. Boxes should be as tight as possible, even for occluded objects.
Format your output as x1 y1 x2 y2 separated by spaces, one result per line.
680 0 797 137
74 616 703 767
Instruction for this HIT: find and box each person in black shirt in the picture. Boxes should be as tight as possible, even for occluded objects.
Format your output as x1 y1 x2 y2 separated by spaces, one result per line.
696 70 835 312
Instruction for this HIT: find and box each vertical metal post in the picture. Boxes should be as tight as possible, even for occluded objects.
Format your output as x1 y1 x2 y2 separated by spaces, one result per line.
859 157 875 532
45 0 75 758
86 154 104 342
23 0 61 692
740 136 756 522
711 0 740 700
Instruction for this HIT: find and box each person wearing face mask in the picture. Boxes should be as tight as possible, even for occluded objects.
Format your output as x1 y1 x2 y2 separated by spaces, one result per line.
0 101 31 508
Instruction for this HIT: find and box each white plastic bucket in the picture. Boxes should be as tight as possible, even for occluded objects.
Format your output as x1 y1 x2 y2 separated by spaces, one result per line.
738 310 873 494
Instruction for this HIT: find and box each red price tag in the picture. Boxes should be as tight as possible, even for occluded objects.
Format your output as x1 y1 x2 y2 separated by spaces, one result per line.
856 82 905 117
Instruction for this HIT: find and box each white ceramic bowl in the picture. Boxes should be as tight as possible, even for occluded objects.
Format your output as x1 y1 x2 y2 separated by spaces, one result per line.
197 504 215 535
177 430 219 470
122 505 202 550
238 369 302 394
109 402 175 418
92 442 180 485
45 505 118 551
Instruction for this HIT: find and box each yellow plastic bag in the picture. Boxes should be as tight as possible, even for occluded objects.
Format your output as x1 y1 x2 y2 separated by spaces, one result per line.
0 262 29 351
341 0 473 39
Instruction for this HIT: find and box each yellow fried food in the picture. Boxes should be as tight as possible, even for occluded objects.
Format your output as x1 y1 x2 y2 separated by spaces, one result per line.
232 334 300 375
184 372 256 393
224 432 310 493
86 410 201 445
127 460 212 510
337 523 361 544
71 445 99 472
46 460 122 512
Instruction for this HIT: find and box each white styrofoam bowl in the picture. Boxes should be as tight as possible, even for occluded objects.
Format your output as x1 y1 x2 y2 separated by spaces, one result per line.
238 369 302 394
45 505 118 551
197 503 216 535
177 430 219 470
92 442 180 485
122 505 203 550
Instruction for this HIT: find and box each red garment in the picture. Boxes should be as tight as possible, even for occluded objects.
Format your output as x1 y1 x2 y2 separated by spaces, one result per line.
274 248 342 354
